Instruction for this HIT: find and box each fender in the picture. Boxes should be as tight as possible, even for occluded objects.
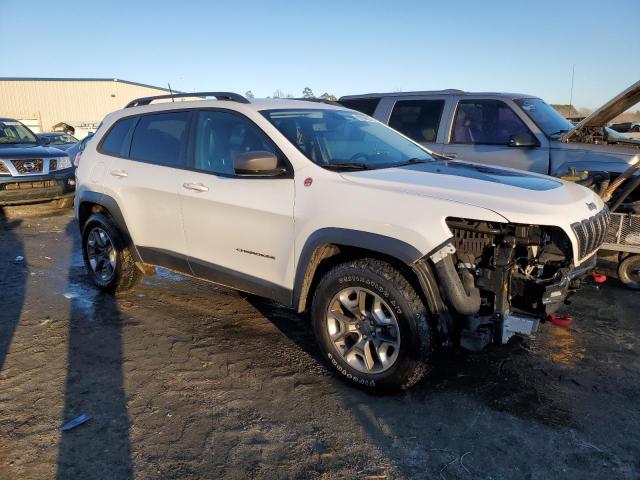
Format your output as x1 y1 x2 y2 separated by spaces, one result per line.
75 189 142 262
293 228 423 312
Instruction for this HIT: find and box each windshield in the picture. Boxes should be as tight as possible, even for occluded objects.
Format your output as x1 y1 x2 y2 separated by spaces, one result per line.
262 109 433 169
0 120 39 145
42 133 78 144
515 98 573 137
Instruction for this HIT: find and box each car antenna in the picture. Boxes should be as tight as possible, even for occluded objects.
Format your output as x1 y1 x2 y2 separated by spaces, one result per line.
168 83 174 102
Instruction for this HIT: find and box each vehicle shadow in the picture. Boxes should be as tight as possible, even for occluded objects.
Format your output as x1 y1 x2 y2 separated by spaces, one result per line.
246 295 572 424
245 295 604 476
56 221 133 480
0 208 25 372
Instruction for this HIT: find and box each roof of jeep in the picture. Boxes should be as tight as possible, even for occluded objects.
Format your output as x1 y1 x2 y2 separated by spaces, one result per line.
339 90 537 101
0 117 18 122
119 98 346 115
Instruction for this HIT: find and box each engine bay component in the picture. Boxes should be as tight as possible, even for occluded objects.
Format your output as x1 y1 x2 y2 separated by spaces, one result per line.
433 217 599 350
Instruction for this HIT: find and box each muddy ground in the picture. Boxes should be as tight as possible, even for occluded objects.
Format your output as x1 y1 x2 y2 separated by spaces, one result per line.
0 203 638 480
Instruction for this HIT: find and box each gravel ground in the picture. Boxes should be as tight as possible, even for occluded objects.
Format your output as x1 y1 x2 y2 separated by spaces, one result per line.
0 203 639 480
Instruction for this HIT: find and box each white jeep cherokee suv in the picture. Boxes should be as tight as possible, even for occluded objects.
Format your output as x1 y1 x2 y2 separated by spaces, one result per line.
75 92 609 391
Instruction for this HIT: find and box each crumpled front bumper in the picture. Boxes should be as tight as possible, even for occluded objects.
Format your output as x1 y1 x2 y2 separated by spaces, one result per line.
0 168 76 206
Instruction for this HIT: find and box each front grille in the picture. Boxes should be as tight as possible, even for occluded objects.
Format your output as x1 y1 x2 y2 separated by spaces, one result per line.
11 159 44 174
50 158 57 171
0 161 9 174
571 206 611 260
603 212 640 247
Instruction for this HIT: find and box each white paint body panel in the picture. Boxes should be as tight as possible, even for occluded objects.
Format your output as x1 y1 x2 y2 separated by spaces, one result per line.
76 98 606 295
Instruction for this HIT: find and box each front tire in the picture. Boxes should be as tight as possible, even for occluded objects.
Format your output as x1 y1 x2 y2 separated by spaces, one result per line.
81 213 143 293
55 196 74 209
311 258 433 391
618 254 640 290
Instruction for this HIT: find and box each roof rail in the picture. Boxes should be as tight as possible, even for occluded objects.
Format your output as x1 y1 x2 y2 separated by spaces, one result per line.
125 91 250 108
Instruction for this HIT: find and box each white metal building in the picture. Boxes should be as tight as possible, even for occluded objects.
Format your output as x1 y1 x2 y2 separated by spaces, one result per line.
0 78 174 138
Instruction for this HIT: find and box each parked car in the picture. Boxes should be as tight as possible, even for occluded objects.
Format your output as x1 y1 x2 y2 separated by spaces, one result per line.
339 81 640 287
0 118 75 207
37 132 79 151
76 92 607 391
610 121 640 133
339 82 640 177
66 133 94 166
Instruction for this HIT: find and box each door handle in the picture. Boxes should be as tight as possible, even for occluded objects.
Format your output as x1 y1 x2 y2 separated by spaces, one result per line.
182 182 209 192
110 169 128 178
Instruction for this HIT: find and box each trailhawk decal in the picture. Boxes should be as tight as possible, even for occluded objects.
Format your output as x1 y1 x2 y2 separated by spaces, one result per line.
236 248 276 260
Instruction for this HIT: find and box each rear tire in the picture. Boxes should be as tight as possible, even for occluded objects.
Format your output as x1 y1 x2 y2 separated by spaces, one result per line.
618 255 640 290
81 213 143 293
311 258 433 391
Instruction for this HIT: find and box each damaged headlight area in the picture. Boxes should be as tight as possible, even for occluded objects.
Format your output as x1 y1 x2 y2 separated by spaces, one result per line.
425 217 591 351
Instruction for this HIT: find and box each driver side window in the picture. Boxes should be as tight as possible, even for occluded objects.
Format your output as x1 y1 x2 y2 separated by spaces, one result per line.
194 110 279 175
451 100 531 145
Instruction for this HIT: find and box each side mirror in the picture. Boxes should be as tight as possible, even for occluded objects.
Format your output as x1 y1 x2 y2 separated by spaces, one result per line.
40 137 50 145
508 132 539 148
234 151 285 175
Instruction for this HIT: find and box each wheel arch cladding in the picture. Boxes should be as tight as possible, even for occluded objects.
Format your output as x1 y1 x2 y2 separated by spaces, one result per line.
293 228 423 312
76 190 142 262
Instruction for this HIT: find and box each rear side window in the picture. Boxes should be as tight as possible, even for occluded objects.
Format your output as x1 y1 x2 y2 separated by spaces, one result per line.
338 98 380 116
451 100 530 145
130 111 190 167
100 117 136 156
389 100 445 143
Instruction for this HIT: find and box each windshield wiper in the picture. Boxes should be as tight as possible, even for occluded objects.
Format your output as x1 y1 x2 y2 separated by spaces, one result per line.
547 129 569 137
323 162 371 171
392 157 431 167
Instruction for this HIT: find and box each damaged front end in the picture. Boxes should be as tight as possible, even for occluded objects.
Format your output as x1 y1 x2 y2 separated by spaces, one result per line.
416 217 602 351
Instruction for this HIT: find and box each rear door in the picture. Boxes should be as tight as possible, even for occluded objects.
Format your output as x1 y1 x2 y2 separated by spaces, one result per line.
179 109 295 303
442 98 549 173
388 97 449 153
103 110 191 270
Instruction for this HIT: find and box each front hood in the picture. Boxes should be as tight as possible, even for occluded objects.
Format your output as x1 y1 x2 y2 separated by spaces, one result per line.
562 80 640 142
0 144 67 159
340 160 602 225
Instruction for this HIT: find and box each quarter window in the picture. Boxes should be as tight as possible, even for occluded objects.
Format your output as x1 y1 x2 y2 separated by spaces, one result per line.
389 100 445 143
130 112 190 167
99 117 136 156
338 98 380 117
194 111 278 175
451 100 531 145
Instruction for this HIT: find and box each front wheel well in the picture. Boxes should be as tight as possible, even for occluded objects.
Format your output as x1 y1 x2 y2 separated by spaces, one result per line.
296 244 425 314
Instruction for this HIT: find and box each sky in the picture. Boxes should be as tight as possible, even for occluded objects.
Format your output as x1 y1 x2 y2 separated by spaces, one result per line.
1 0 638 109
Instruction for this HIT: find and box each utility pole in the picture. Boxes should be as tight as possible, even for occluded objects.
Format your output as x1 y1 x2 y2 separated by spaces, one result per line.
569 64 575 117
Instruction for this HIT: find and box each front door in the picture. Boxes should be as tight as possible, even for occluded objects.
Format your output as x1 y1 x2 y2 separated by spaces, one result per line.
442 99 549 174
179 109 295 304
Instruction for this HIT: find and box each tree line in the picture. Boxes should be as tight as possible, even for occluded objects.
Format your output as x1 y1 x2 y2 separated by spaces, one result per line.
243 87 337 101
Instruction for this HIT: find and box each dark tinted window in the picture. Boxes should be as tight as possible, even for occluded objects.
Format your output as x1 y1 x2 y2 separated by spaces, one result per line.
100 117 136 156
194 110 278 175
452 100 530 145
389 100 444 143
130 111 190 167
338 98 380 116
